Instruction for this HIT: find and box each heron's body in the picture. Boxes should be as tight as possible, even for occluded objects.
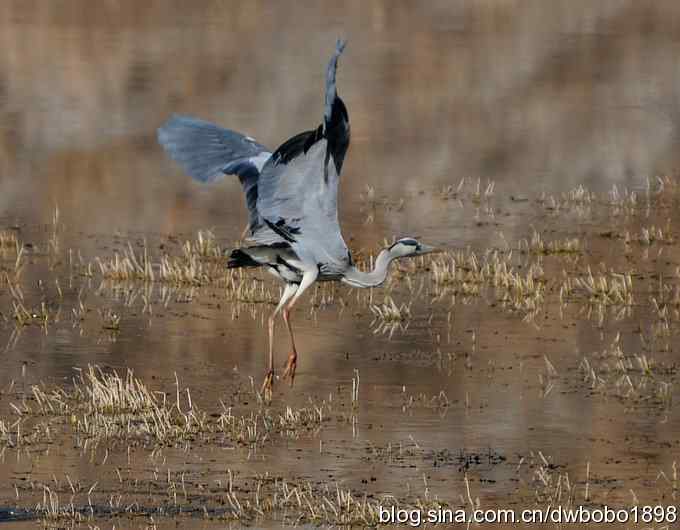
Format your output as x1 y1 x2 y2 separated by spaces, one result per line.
228 243 344 284
158 41 433 397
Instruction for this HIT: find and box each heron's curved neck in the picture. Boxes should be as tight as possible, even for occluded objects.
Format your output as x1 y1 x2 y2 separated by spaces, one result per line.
342 249 395 288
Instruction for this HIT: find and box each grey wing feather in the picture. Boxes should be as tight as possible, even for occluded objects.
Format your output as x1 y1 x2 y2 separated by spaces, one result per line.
157 115 270 183
252 40 351 273
254 139 348 272
157 114 271 228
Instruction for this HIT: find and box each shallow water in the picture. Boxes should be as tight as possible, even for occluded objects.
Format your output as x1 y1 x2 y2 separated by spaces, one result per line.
2 2 680 528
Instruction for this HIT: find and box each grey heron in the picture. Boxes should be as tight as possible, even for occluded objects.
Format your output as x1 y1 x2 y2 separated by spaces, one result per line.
158 40 434 397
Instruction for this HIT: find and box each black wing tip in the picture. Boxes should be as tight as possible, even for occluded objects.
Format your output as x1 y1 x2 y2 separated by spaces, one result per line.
227 248 260 269
264 218 298 243
271 128 323 166
322 39 350 174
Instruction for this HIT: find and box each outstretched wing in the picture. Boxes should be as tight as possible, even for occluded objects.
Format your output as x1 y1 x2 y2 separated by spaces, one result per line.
157 115 271 228
252 40 351 274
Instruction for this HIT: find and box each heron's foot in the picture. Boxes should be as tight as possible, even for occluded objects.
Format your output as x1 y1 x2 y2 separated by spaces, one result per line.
260 370 275 401
282 351 297 386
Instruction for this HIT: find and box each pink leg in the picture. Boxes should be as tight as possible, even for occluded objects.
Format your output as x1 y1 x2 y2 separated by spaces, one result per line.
260 283 297 399
260 313 276 397
281 269 318 386
281 306 298 385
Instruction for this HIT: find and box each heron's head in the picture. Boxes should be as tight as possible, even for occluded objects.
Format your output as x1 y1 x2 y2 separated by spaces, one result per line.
387 238 436 258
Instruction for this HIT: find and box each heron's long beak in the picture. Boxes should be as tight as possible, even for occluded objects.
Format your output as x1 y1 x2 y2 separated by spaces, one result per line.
416 243 437 255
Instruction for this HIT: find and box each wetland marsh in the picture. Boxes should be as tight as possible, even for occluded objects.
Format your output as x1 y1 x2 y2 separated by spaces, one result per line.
3 2 680 528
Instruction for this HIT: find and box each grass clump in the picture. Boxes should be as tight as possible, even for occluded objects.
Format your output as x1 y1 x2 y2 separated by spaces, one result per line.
560 267 633 306
21 365 333 448
30 365 210 444
0 229 19 249
578 334 673 408
370 297 412 337
95 242 154 281
431 249 544 319
0 419 13 447
95 232 230 286
370 297 411 323
521 229 581 255
637 224 674 246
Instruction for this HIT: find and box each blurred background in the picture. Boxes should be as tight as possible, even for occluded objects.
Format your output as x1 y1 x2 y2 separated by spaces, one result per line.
2 0 680 244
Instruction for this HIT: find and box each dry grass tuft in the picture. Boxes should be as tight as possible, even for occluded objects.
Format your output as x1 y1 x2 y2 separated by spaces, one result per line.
95 232 231 286
223 272 276 304
539 184 596 216
37 485 82 524
17 366 333 448
637 224 674 246
95 242 154 281
7 280 55 328
579 334 673 407
607 184 639 216
370 297 411 323
370 297 412 337
188 229 223 257
0 242 25 288
520 451 577 508
431 249 544 319
440 177 495 203
560 267 633 307
26 472 440 527
0 229 19 249
521 229 581 255
0 418 13 446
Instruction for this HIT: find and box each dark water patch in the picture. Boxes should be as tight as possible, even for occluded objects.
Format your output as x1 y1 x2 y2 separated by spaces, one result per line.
0 508 32 523
426 447 508 473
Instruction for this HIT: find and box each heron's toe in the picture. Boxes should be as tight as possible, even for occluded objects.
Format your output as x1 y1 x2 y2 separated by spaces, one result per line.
282 351 298 386
260 370 275 400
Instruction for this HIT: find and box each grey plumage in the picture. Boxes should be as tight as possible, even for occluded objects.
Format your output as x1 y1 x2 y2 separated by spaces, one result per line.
157 41 434 394
252 39 351 275
254 137 350 274
158 40 350 268
157 115 270 230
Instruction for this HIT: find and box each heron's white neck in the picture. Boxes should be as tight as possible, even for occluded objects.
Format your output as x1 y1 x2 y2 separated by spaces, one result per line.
342 249 396 288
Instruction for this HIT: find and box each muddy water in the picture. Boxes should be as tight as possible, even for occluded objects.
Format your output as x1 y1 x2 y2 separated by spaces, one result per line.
2 2 680 529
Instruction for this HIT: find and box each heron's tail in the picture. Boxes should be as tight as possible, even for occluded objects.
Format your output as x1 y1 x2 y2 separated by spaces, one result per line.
227 248 261 269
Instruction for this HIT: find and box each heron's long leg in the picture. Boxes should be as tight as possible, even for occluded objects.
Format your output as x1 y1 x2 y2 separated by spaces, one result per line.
282 269 318 385
282 306 297 355
261 283 297 397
